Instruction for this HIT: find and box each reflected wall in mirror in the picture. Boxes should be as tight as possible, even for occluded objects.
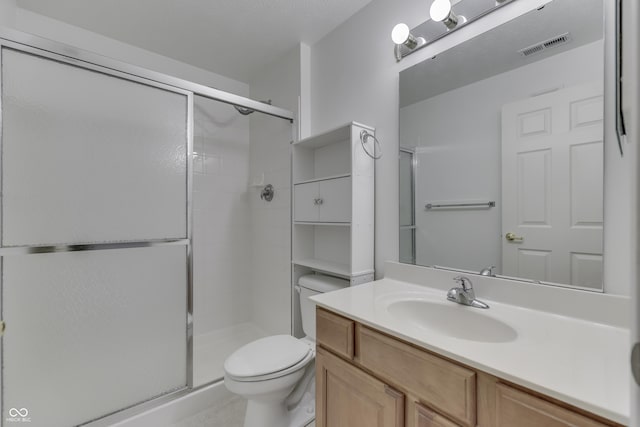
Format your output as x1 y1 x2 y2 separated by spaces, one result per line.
399 0 605 291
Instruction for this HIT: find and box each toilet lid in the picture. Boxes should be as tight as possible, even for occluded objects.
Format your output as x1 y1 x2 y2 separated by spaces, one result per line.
224 335 312 379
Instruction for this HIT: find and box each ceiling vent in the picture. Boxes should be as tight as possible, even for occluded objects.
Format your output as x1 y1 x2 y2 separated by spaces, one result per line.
518 32 572 57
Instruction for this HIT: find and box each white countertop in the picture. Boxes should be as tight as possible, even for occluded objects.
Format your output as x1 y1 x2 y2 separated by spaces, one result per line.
311 272 630 424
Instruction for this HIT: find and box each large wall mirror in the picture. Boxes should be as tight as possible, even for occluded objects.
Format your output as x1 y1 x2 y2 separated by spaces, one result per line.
399 0 606 291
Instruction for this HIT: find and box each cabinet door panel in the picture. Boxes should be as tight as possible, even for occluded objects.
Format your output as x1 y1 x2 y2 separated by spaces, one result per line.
495 383 609 427
316 347 404 427
294 182 319 221
357 325 476 427
318 177 352 222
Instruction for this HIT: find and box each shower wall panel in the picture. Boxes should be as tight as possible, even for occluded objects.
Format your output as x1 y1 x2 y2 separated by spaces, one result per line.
249 108 292 336
191 96 256 386
193 96 251 335
191 96 293 386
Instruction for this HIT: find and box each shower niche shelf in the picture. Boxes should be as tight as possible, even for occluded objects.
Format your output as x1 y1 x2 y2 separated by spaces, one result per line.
291 122 375 286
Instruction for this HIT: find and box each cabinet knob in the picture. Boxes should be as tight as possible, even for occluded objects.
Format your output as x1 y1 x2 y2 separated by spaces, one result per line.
314 198 324 205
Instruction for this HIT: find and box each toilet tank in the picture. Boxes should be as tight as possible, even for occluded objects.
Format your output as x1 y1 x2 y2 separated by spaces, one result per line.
298 274 349 340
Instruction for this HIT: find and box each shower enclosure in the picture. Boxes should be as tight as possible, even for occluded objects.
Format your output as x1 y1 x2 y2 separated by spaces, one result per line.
0 31 293 427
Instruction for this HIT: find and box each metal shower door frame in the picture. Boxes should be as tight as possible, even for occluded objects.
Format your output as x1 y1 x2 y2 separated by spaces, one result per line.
0 40 195 426
0 27 295 427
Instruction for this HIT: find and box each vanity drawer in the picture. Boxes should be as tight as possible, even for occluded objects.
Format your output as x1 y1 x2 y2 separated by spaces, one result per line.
316 308 355 360
495 383 611 427
356 325 476 427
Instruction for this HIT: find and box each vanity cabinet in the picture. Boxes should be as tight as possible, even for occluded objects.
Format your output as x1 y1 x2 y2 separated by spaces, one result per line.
316 347 405 427
291 122 374 285
316 307 622 427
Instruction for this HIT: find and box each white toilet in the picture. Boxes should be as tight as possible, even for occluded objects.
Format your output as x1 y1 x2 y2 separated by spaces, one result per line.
224 274 348 427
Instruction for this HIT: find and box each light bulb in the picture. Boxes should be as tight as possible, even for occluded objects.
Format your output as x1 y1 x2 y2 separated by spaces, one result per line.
430 0 452 22
391 23 410 45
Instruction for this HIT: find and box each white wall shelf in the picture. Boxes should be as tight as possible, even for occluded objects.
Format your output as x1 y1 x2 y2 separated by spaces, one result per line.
291 122 375 287
291 259 351 279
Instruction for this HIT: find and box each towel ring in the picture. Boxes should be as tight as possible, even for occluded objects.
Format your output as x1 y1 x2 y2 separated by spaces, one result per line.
360 130 382 159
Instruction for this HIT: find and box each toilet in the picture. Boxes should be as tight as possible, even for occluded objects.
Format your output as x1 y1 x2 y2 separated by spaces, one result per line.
224 273 348 427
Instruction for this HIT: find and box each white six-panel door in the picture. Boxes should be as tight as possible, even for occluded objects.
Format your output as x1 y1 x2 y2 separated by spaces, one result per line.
501 82 604 289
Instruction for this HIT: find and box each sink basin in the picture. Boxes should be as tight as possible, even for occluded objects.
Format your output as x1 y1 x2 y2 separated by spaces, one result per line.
386 299 518 343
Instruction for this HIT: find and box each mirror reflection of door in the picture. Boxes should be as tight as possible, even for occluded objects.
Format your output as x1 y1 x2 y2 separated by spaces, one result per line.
501 82 604 289
399 148 416 264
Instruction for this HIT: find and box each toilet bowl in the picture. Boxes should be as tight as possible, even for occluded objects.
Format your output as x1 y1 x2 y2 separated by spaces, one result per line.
223 274 348 427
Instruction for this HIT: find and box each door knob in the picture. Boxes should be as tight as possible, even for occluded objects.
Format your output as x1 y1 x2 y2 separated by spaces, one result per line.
505 232 524 242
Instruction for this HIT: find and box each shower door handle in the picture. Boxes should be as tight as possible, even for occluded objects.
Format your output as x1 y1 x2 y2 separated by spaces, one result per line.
0 320 5 337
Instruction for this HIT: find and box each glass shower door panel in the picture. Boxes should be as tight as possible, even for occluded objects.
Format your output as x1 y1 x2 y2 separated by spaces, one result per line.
1 48 188 246
2 246 187 427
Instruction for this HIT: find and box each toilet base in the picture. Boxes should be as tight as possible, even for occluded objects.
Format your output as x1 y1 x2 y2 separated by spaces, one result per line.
242 385 315 427
244 399 287 427
288 390 315 427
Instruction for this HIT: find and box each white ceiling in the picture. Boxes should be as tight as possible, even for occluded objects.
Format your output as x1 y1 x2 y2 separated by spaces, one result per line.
16 0 372 83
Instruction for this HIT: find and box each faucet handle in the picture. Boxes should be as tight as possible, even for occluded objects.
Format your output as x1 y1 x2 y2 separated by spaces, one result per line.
453 275 473 291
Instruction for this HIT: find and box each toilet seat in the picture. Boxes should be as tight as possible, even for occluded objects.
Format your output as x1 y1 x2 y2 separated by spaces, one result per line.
224 335 315 382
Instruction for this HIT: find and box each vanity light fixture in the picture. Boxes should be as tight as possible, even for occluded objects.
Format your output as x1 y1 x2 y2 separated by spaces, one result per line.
391 23 426 61
430 0 466 30
393 0 524 61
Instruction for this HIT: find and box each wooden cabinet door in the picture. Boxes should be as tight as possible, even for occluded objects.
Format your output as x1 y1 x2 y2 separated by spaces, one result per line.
356 325 476 427
316 347 404 427
495 383 610 427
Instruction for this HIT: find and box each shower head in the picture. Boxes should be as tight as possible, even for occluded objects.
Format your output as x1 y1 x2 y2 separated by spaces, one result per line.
233 99 272 115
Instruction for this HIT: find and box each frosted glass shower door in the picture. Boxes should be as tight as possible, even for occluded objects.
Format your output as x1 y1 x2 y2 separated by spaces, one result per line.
1 47 191 426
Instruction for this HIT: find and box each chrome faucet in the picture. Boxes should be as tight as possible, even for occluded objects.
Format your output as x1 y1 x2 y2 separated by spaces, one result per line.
447 276 489 309
479 265 496 277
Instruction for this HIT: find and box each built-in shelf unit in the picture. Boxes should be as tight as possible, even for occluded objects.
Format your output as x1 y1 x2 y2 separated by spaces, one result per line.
291 122 375 290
